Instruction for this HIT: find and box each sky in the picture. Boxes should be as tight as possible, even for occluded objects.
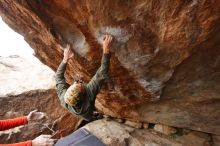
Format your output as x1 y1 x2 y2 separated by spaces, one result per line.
0 16 34 57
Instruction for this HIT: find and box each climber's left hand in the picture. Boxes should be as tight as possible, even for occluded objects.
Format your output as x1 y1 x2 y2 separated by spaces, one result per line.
27 110 45 122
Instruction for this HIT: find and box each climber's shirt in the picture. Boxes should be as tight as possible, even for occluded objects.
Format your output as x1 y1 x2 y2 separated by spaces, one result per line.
55 54 110 121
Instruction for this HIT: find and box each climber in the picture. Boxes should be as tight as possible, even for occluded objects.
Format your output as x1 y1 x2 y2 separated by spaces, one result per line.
55 34 113 121
0 110 57 146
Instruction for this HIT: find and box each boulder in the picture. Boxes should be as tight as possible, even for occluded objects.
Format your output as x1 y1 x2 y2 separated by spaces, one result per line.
0 56 81 143
0 89 82 143
84 119 181 146
0 0 220 135
175 131 211 146
154 124 177 135
84 119 213 146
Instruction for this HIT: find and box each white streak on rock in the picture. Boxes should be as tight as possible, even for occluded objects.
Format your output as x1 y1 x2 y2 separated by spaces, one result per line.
95 26 132 46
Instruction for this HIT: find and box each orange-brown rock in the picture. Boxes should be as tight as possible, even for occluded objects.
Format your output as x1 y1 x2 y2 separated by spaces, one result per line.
0 89 81 143
0 0 220 135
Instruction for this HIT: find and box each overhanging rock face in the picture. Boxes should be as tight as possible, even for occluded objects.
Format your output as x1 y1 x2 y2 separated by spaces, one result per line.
0 0 220 135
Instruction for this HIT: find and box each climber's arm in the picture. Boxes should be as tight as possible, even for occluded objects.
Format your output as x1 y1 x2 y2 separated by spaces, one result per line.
86 35 113 99
86 54 111 97
0 141 32 146
0 117 28 131
55 45 73 106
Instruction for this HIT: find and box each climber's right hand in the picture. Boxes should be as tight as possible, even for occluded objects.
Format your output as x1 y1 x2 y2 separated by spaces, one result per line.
32 135 57 146
63 44 74 63
103 34 113 54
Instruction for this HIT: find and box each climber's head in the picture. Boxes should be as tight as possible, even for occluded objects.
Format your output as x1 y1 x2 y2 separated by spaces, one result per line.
64 79 85 106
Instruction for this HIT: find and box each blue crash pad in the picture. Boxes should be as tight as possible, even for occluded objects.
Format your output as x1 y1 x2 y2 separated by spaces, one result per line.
55 128 104 146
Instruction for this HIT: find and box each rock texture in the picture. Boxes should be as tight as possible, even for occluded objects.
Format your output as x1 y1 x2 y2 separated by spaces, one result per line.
0 56 81 143
213 135 220 146
84 119 212 146
0 0 220 135
154 124 177 135
0 89 82 143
